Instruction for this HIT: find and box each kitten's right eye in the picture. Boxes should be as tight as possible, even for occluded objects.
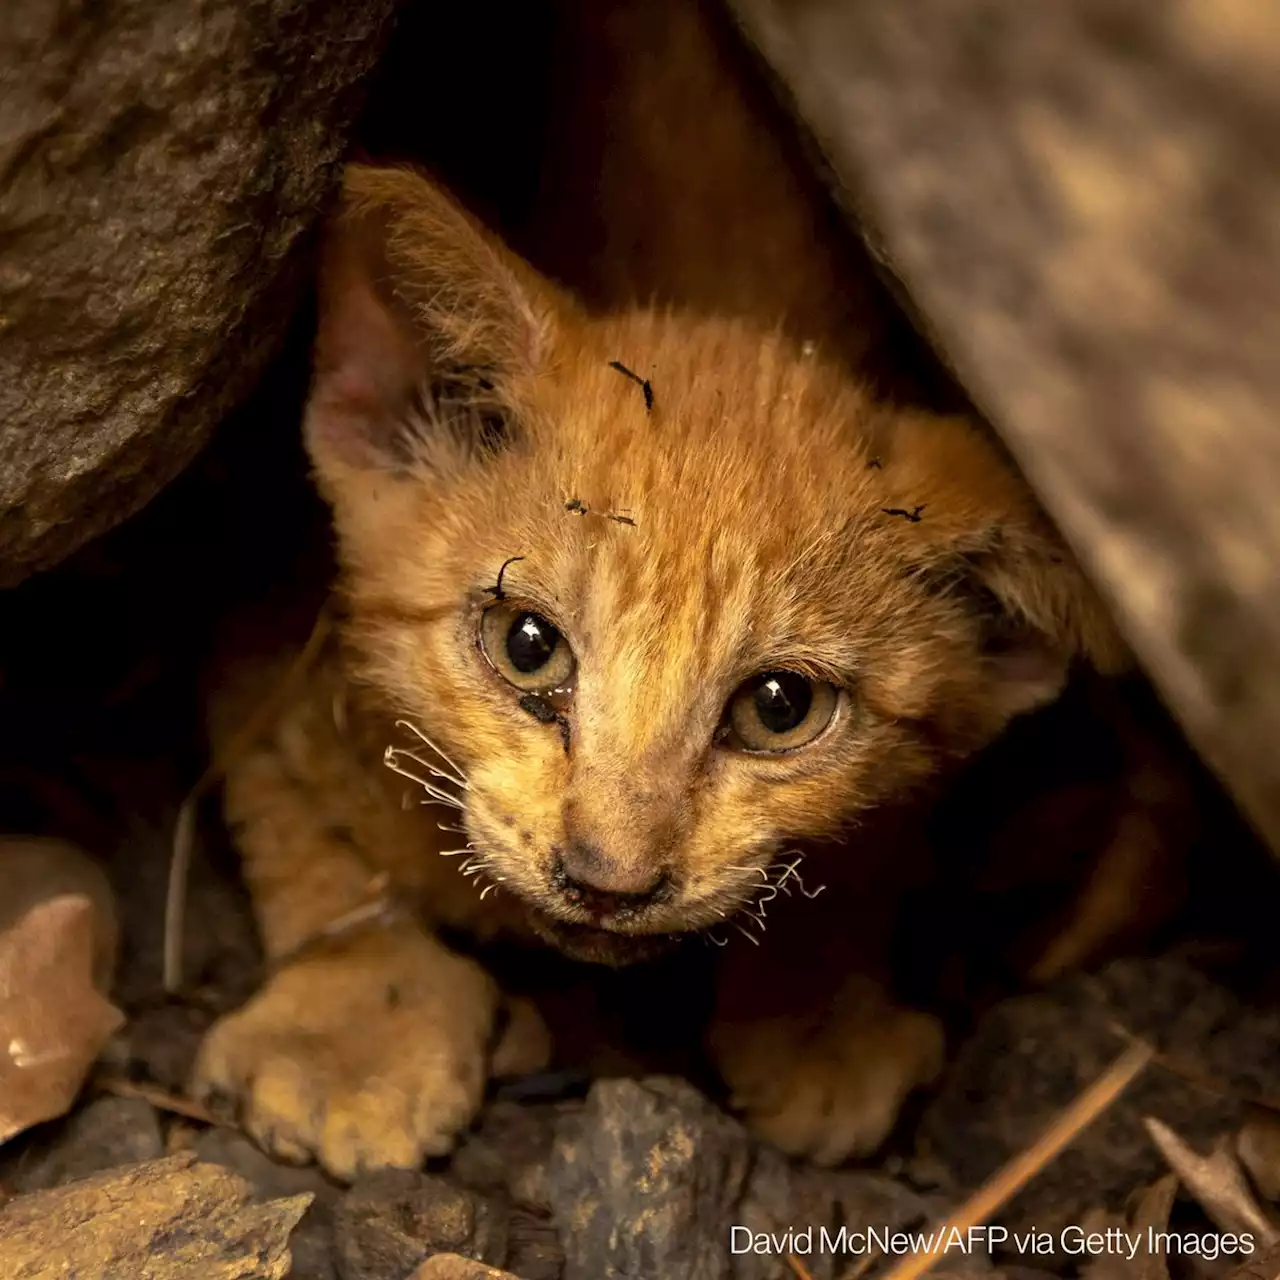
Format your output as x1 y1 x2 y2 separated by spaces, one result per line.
480 603 576 692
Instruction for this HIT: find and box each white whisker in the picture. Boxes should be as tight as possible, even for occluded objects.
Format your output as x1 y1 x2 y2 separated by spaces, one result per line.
392 747 469 792
436 846 475 858
479 882 499 901
733 922 761 946
383 749 465 810
394 719 468 787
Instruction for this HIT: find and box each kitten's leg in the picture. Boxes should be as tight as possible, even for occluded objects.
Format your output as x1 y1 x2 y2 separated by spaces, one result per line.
708 960 943 1165
192 737 499 1181
706 843 942 1166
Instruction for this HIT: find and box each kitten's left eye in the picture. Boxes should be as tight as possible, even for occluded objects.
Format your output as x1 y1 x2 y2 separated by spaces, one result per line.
721 671 839 753
480 603 576 692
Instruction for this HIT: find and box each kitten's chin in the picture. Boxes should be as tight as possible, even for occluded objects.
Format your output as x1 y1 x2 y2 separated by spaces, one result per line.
526 908 684 967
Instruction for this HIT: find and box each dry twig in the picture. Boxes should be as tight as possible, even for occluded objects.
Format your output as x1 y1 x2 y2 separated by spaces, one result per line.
93 1073 223 1127
787 1254 816 1280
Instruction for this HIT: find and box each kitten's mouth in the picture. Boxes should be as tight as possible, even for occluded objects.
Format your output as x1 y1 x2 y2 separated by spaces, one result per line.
526 908 684 967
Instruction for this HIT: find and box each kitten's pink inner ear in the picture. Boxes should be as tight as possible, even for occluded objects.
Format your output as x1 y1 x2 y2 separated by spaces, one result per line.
305 236 424 471
985 640 1070 720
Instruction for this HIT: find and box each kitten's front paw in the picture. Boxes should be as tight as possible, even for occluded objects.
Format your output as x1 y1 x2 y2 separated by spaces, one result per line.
191 925 498 1181
712 993 944 1166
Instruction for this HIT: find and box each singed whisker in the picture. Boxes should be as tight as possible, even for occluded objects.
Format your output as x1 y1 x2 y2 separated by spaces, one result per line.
726 864 770 884
768 851 826 899
773 860 801 891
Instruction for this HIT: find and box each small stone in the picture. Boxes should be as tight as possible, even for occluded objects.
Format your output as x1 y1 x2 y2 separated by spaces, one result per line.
13 1095 163 1192
407 1256 520 1280
504 1206 564 1280
450 1100 564 1212
335 1170 508 1280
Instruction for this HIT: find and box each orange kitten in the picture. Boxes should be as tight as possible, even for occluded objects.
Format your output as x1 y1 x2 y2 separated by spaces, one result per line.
192 164 1126 1178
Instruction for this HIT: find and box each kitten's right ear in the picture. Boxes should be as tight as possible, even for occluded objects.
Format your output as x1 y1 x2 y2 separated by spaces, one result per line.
305 165 558 478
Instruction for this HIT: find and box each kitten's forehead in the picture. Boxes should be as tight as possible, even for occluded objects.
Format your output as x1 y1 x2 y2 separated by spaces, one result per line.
504 316 898 696
506 449 887 758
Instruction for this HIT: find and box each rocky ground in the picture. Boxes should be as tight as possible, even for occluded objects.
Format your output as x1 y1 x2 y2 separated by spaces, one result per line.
4 811 1280 1280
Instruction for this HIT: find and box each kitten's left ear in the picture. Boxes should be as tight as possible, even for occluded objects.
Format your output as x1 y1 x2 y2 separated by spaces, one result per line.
305 164 564 480
892 412 1130 721
945 520 1130 719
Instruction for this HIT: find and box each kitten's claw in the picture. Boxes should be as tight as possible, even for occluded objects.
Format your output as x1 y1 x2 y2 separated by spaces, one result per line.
191 924 497 1181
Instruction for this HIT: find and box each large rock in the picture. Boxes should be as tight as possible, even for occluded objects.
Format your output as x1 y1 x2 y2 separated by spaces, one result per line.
0 1152 311 1279
0 0 397 585
727 0 1280 853
548 1077 750 1280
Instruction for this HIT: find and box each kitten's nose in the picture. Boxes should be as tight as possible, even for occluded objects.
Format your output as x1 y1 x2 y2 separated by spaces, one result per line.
553 840 667 916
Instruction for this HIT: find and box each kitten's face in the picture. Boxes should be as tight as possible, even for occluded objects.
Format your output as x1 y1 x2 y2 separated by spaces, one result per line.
306 167 1122 964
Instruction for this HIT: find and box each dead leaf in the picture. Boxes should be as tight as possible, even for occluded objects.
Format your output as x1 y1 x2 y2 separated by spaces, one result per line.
1239 1109 1280 1203
1081 1206 1134 1280
0 1151 311 1279
0 837 118 988
0 893 124 1146
1129 1175 1179 1280
1144 1117 1279 1243
1081 1176 1177 1280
